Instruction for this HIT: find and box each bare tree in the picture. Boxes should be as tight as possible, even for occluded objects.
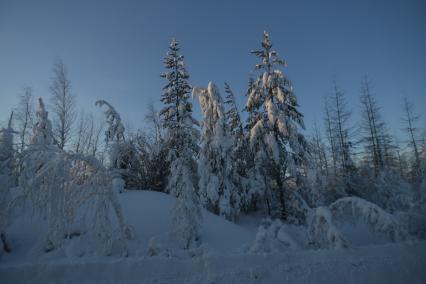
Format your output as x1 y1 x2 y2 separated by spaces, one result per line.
331 80 354 177
402 96 421 177
49 59 76 150
14 87 34 152
359 78 386 174
324 98 338 176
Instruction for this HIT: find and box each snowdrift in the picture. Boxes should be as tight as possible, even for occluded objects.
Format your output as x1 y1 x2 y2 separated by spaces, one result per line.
1 190 425 283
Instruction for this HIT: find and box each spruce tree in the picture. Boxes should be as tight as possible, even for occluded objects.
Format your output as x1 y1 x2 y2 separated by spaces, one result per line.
160 38 201 248
195 82 241 221
0 112 16 253
245 31 307 220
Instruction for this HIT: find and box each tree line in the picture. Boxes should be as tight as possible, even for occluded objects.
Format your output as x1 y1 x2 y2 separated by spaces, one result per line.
1 31 425 252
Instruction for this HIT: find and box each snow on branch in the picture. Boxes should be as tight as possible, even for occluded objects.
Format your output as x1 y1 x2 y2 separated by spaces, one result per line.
307 207 349 249
329 197 408 242
95 100 125 143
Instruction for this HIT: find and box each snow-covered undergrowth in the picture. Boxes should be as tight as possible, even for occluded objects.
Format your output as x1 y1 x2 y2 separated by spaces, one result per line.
306 196 409 249
1 190 426 283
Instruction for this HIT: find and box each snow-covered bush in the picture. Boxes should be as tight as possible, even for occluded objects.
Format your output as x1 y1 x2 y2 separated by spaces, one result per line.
329 197 408 242
249 218 298 254
306 207 349 249
169 153 201 249
15 98 132 255
405 185 426 239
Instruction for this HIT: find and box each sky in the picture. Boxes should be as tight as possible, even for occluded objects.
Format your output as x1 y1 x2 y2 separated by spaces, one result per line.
0 0 425 140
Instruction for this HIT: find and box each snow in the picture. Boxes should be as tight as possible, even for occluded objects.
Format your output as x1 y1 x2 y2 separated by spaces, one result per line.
1 190 425 283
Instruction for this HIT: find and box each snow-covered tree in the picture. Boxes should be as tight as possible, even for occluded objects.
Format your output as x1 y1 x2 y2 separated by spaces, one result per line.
245 31 307 220
142 103 169 191
224 82 251 210
307 207 349 249
13 87 34 153
170 155 202 249
305 123 332 206
0 112 16 252
30 98 54 146
160 38 201 248
16 98 132 254
96 100 141 189
194 82 241 221
329 197 408 242
249 218 298 254
160 38 199 196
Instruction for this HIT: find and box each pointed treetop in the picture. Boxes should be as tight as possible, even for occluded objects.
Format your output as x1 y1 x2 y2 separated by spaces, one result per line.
262 30 272 49
30 98 54 145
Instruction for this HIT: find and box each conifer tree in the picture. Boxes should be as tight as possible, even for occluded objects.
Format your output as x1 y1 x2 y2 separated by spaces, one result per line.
195 82 241 221
359 78 390 176
49 60 76 149
160 38 201 248
402 97 422 179
0 112 16 253
245 31 307 219
325 81 355 189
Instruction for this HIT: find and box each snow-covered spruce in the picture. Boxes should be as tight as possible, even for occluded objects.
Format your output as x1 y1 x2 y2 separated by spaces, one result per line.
0 112 16 252
16 98 132 255
194 82 241 221
223 82 251 212
160 38 201 249
245 31 307 220
159 38 200 196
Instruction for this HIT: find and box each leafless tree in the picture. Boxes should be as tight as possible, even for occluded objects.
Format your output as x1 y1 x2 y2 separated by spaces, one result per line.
402 96 421 177
49 59 76 149
14 87 34 152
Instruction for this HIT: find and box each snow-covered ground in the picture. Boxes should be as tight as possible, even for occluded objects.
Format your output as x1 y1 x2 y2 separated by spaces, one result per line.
1 190 425 283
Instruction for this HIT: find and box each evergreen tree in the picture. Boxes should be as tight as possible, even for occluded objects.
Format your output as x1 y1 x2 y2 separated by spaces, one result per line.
160 38 201 248
224 82 248 176
159 38 199 196
245 31 307 220
195 82 241 221
0 112 16 253
30 98 55 146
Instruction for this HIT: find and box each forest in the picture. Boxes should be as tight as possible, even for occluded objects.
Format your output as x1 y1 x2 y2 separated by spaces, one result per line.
0 31 425 282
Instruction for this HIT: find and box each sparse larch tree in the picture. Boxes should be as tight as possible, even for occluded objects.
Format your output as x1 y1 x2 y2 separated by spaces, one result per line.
49 59 76 150
402 96 422 178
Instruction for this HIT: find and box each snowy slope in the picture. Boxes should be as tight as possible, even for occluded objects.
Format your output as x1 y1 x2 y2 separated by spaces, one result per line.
1 190 425 283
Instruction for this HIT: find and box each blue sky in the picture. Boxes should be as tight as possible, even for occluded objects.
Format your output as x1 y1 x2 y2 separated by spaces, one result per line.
0 0 425 139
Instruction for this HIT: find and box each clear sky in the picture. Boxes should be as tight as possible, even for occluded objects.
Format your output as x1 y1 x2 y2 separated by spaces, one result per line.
0 0 425 139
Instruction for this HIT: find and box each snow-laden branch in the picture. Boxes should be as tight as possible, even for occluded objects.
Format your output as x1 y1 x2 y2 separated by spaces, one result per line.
307 207 349 249
329 197 408 241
